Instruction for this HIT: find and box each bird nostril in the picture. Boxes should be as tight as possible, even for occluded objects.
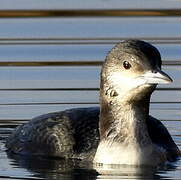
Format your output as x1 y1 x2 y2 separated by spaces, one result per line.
152 70 157 74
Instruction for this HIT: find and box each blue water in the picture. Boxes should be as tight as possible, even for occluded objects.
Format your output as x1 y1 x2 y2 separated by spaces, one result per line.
1 0 181 9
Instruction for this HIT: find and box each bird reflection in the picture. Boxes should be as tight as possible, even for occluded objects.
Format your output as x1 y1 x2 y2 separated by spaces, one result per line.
6 152 177 180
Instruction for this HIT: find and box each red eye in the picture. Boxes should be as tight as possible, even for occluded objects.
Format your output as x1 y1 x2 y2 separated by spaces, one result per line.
123 61 131 69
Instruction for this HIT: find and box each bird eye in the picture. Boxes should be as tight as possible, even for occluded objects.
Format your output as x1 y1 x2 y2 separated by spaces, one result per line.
123 61 131 69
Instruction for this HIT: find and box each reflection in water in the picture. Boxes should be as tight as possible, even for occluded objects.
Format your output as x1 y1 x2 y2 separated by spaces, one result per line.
7 153 98 180
0 9 181 18
6 152 178 180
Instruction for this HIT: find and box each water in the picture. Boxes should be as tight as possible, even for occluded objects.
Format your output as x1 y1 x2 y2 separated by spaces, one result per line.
0 1 180 179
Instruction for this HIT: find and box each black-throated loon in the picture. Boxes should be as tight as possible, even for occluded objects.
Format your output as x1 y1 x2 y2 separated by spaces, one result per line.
6 40 180 166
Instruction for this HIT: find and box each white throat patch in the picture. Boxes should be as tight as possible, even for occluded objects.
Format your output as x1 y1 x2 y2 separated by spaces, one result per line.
107 72 147 92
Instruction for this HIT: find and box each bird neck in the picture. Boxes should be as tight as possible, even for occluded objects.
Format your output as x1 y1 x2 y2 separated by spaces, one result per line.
99 84 152 147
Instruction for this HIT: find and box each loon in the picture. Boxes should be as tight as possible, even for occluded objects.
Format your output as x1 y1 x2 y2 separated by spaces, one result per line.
6 40 180 166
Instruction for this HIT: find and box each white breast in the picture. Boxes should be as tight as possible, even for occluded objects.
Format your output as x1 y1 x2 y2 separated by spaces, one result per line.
94 142 165 166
